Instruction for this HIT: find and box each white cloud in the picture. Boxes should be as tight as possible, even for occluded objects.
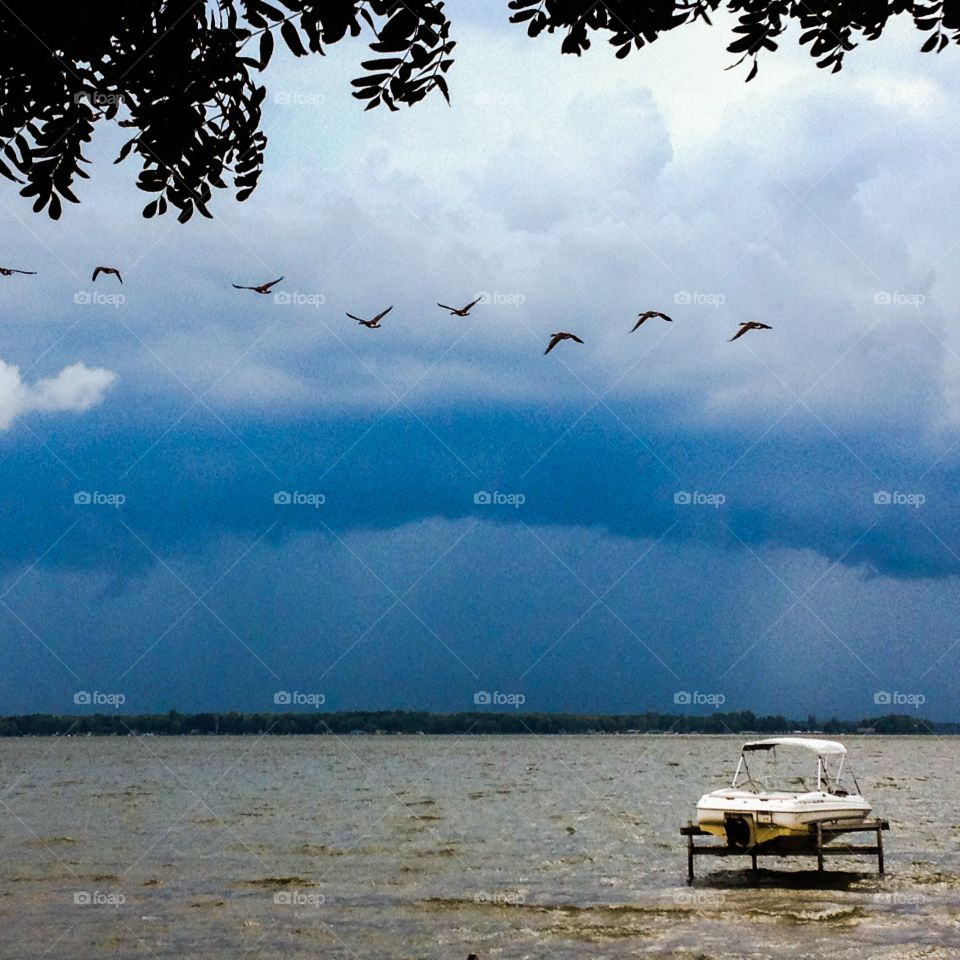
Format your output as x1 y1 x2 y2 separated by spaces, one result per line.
0 359 117 429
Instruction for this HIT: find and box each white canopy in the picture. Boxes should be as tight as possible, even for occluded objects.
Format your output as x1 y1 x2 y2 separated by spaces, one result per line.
742 737 847 756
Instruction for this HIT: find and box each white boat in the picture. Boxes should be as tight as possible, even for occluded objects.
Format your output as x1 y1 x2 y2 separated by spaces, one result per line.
695 737 872 850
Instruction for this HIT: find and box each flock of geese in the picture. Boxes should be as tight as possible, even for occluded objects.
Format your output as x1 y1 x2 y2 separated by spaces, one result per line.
1 268 775 348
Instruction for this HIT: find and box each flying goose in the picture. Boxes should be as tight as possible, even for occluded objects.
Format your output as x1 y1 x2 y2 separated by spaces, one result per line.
347 305 393 328
729 321 772 342
92 266 122 284
544 331 584 354
232 276 283 294
437 297 482 317
631 310 672 331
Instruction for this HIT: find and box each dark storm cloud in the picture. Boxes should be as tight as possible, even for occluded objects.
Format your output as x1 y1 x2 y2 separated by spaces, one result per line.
1 402 956 585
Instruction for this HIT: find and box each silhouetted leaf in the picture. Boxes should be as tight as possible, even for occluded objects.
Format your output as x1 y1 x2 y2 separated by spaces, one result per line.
280 20 306 56
260 29 274 68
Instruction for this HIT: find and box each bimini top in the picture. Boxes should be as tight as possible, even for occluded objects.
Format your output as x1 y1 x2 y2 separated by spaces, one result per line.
742 737 847 756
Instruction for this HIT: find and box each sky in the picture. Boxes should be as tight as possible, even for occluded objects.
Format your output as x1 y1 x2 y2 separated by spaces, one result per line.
1 4 959 720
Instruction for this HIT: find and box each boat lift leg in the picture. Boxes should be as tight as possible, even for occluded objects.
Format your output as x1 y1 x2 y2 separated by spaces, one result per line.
816 823 824 872
687 829 695 884
877 824 884 876
751 852 757 872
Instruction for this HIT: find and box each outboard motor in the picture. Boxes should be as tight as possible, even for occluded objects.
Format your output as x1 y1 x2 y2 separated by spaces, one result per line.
724 814 754 849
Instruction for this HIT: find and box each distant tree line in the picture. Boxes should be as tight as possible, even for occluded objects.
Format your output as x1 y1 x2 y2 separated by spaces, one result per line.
0 709 941 737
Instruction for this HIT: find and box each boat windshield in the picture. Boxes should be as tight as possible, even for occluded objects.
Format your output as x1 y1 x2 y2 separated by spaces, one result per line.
731 745 860 795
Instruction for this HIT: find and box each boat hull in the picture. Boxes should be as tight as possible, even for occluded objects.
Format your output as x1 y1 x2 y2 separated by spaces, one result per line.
696 789 872 849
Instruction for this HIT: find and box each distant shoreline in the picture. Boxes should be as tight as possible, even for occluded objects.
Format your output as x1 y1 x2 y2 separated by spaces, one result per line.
0 710 950 736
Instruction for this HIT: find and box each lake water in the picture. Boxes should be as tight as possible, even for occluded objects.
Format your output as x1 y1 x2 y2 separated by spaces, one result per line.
2 734 959 958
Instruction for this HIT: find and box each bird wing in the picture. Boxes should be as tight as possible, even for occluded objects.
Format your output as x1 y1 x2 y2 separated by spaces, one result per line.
544 335 561 354
233 284 253 290
92 267 103 282
372 306 393 323
264 276 283 290
13 269 35 275
437 303 455 312
729 325 749 341
463 297 482 311
656 312 673 322
569 334 584 344
631 316 647 332
756 322 772 329
115 270 123 284
345 313 364 322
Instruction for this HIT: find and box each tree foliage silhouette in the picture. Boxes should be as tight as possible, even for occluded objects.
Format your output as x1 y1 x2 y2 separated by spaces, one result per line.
0 0 953 221
509 0 960 81
0 1 455 222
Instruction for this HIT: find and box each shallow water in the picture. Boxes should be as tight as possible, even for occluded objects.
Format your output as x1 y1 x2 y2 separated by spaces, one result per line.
1 734 959 958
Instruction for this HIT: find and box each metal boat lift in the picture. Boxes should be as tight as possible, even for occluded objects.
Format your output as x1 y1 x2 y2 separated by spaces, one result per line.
681 818 890 883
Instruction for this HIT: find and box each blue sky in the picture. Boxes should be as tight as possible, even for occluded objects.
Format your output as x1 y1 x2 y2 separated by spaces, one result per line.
1 7 959 719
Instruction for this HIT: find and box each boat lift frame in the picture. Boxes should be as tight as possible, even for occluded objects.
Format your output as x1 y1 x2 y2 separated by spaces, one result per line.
681 818 889 883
